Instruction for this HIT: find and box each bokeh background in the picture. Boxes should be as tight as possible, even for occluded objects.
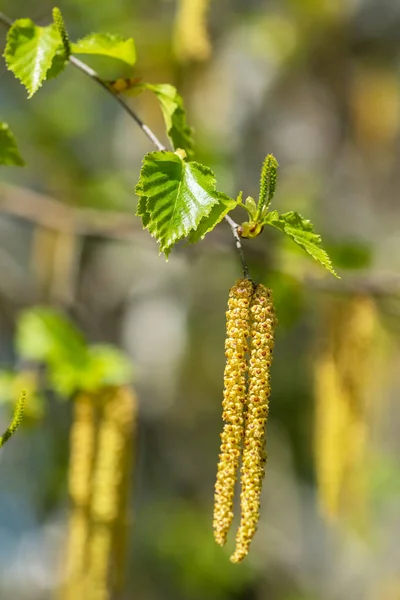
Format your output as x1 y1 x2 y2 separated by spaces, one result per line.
1 0 400 599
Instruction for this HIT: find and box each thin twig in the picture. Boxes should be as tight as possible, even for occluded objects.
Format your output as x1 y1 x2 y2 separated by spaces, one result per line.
224 214 250 280
0 12 250 278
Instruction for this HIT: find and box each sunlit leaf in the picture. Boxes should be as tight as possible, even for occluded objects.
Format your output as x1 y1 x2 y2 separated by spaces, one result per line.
71 33 136 65
264 210 339 277
143 84 195 158
4 19 64 97
136 151 227 255
188 194 238 243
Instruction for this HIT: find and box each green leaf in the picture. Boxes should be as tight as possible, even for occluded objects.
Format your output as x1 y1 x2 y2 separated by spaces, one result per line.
264 210 339 277
16 308 87 365
4 19 65 97
143 84 195 158
0 123 25 166
136 151 225 255
188 193 238 243
324 241 372 271
80 345 133 391
71 33 136 65
258 154 278 214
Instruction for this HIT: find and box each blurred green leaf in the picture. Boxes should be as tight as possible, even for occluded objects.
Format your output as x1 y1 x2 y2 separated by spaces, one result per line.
148 501 253 598
4 19 64 97
136 151 229 256
71 33 136 65
143 84 195 158
0 123 25 166
264 210 339 277
16 308 87 365
324 241 373 270
80 344 133 391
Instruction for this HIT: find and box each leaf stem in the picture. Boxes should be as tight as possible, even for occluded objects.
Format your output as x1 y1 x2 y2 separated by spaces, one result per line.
0 11 251 278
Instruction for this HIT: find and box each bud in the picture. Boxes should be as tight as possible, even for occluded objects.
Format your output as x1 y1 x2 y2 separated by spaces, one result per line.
230 284 276 563
213 278 254 546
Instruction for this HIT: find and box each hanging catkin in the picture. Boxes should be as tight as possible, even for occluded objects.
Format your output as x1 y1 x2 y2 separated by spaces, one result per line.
86 386 135 600
174 0 212 62
230 284 276 563
314 295 377 529
213 278 254 546
61 393 96 600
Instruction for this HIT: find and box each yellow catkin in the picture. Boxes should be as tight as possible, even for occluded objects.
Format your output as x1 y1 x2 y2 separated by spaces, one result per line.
230 284 276 563
314 295 377 529
86 386 134 600
213 278 254 546
110 387 137 595
61 393 96 600
174 0 212 63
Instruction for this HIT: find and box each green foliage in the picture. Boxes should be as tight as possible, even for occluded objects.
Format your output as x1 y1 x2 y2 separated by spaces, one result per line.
143 84 195 158
71 33 136 65
325 241 372 270
16 308 133 396
0 123 24 166
4 18 65 97
148 501 252 598
52 7 71 58
136 151 233 256
258 153 278 214
265 210 339 277
0 391 25 448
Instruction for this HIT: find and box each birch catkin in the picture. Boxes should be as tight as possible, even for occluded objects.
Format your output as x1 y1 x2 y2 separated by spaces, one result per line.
230 284 276 563
213 278 254 546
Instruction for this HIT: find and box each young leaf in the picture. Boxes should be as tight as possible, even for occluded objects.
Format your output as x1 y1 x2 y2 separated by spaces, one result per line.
188 194 238 243
143 84 195 158
0 123 25 166
264 210 339 277
0 391 26 448
4 19 64 97
258 154 278 214
136 151 226 255
71 33 136 65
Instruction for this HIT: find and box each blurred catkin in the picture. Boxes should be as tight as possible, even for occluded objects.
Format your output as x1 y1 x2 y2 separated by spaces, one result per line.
174 0 212 62
213 278 254 546
87 386 136 600
231 284 276 563
62 393 96 600
314 295 377 529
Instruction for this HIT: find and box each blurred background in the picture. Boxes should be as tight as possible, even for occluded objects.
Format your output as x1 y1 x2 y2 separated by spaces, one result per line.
1 0 400 598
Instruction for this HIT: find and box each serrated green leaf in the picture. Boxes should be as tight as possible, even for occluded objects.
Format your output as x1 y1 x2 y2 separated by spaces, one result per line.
135 151 224 255
4 19 64 97
136 194 151 228
188 193 237 243
0 123 24 166
264 210 339 277
143 84 194 158
71 33 136 65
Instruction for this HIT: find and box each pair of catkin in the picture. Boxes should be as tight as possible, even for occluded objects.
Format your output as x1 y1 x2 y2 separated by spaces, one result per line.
213 279 276 563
